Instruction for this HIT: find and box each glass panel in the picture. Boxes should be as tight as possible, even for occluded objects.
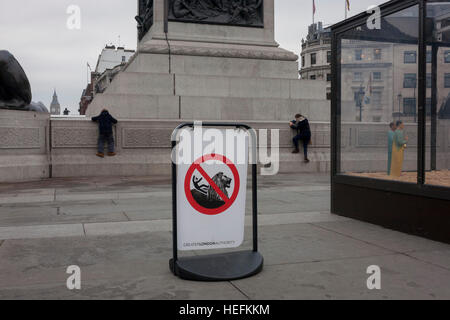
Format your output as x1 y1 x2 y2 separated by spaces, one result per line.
338 5 419 182
425 1 450 188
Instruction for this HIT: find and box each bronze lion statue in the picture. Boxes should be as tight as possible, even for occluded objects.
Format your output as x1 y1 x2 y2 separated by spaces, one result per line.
0 50 32 110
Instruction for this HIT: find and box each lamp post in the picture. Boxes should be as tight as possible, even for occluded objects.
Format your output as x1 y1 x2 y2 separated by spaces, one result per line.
356 85 365 122
397 93 402 121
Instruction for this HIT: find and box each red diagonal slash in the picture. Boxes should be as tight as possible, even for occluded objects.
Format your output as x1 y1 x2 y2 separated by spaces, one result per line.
194 164 230 203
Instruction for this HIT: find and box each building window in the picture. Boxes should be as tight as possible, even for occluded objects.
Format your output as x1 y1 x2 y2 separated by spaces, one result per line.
426 51 432 63
374 49 382 60
403 73 417 88
355 49 363 61
353 72 363 82
327 73 332 82
327 51 331 64
302 55 305 67
122 56 126 63
326 92 332 100
311 53 317 65
427 73 432 88
403 98 416 116
445 73 450 88
445 51 450 63
404 51 417 63
372 91 382 106
372 116 382 122
373 72 382 81
310 75 316 80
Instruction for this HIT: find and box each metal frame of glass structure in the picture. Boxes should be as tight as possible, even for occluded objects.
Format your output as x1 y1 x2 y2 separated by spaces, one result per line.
331 0 450 243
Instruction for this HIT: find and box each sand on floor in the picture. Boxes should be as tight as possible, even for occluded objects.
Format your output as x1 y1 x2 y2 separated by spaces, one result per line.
347 170 450 187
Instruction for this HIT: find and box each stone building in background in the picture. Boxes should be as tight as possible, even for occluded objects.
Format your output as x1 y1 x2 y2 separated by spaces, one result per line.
300 22 332 100
79 45 135 115
302 16 450 123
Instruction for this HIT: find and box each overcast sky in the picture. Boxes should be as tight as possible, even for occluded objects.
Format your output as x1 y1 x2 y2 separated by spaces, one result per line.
0 0 386 114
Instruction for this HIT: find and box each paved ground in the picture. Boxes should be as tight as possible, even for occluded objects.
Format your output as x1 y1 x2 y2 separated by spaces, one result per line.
0 173 449 300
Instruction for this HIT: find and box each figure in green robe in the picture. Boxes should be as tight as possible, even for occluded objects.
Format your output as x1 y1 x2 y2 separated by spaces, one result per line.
387 122 396 175
390 121 408 177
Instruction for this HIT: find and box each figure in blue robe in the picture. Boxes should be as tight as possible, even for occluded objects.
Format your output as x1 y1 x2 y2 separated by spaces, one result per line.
387 122 396 175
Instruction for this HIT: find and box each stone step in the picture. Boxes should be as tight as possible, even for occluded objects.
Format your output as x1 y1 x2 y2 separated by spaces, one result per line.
105 72 174 96
179 96 330 121
175 74 326 100
125 53 300 79
0 155 49 183
87 93 180 119
87 92 330 121
50 145 330 178
105 72 327 100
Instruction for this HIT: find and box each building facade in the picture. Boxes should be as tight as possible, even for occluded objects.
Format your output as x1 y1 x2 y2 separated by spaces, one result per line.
340 15 450 123
304 16 450 123
79 45 135 115
300 22 332 99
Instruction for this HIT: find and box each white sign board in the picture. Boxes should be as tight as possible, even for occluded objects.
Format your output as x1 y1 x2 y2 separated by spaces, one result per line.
176 127 249 251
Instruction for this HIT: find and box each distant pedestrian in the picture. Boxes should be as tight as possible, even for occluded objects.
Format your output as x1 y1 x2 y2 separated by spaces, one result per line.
92 109 118 158
290 113 312 163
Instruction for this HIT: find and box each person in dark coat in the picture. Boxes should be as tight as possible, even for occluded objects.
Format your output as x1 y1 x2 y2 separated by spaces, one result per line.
290 113 312 163
91 109 118 158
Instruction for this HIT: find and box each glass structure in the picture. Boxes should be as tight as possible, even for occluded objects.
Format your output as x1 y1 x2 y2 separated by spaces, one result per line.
331 0 450 243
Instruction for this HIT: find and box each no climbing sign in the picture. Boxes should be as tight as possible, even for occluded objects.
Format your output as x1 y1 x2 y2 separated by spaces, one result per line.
176 129 248 251
170 122 263 282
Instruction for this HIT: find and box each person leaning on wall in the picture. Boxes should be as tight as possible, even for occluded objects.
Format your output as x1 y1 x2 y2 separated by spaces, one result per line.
91 108 118 158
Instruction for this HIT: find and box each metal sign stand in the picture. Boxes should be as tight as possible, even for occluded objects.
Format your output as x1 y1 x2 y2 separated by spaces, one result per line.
169 122 264 281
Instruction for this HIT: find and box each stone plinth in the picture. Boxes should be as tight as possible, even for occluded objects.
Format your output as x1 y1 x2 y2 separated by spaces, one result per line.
0 110 50 182
87 0 329 120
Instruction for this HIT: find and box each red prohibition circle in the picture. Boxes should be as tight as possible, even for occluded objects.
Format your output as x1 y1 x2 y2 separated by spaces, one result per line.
184 154 240 216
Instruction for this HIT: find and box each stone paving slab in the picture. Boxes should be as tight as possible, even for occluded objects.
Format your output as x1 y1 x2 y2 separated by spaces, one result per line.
407 249 450 271
1 174 449 300
124 209 171 221
0 232 173 287
258 223 392 266
231 254 450 300
0 206 128 227
84 220 172 237
0 275 247 300
1 220 450 299
0 212 346 241
313 220 450 253
0 224 85 240
0 189 55 205
0 231 246 300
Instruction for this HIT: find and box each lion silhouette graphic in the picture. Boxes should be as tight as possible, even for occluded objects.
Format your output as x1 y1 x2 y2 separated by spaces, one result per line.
207 172 232 202
191 172 233 209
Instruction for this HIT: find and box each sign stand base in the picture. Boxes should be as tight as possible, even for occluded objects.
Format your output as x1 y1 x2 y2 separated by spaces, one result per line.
170 250 263 282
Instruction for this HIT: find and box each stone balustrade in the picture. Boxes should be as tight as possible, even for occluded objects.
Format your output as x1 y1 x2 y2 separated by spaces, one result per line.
1 110 449 182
